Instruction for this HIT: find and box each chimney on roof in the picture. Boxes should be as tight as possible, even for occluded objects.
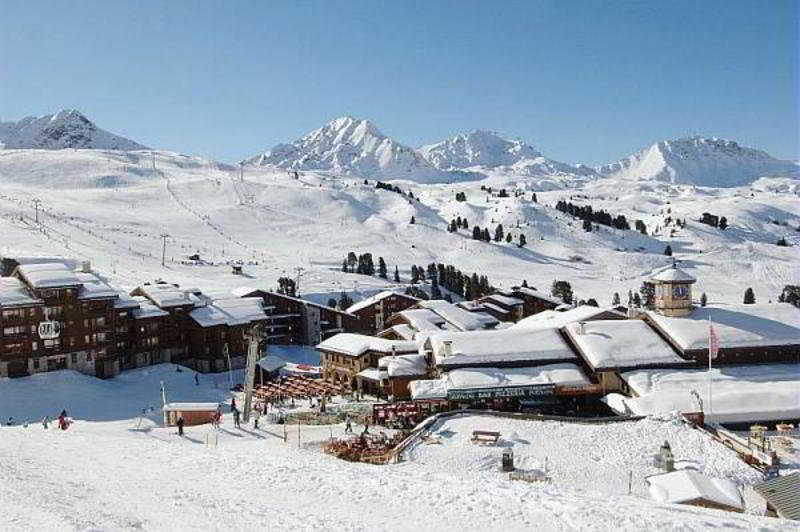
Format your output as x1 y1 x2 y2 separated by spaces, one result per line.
577 321 586 335
81 260 91 273
391 345 397 358
442 340 453 358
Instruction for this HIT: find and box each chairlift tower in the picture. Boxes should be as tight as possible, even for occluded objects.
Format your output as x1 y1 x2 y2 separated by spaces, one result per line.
242 324 265 423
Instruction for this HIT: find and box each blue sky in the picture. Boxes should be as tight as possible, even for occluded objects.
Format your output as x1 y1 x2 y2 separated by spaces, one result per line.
1 0 797 164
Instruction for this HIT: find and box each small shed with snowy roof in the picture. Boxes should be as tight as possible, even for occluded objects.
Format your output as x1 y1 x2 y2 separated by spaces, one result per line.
645 470 744 513
377 353 430 399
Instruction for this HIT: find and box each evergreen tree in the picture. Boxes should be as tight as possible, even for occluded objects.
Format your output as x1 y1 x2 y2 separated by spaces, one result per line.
456 216 463 228
462 219 468 229
431 276 442 299
327 297 337 308
393 265 400 283
472 226 481 240
779 285 800 307
342 259 348 272
378 257 387 279
518 234 527 247
586 298 599 307
664 245 673 256
494 224 504 242
410 216 415 224
719 217 728 230
776 237 789 247
347 251 357 272
338 291 354 310
639 281 656 309
522 279 529 288
449 219 457 232
411 265 420 284
612 292 621 306
743 287 756 304
551 280 573 304
582 218 592 232
700 292 707 307
482 228 491 242
532 193 538 203
632 293 642 307
506 233 512 243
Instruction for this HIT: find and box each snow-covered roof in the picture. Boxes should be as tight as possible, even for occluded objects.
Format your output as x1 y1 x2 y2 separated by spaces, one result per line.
428 328 577 368
356 367 381 381
565 320 690 370
136 283 193 308
316 333 418 357
509 286 562 305
0 277 41 307
113 293 141 310
131 302 169 319
447 363 589 390
257 355 286 373
646 470 743 511
232 288 356 316
346 290 417 314
379 324 416 341
511 306 625 331
753 473 800 521
417 300 498 331
163 402 220 412
190 297 266 327
409 378 449 400
482 293 523 307
610 363 800 423
378 353 428 377
75 272 119 300
16 262 81 288
398 308 446 332
647 303 800 351
651 265 696 283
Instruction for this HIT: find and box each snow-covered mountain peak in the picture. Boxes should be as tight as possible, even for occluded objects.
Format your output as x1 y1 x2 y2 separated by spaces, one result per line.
245 117 461 183
0 110 147 151
418 129 544 170
597 136 798 187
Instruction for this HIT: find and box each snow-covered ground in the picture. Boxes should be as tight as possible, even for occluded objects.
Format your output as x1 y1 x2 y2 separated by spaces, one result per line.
0 148 797 310
2 368 799 531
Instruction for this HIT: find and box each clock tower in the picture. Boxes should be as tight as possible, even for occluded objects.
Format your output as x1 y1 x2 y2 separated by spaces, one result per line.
651 263 696 317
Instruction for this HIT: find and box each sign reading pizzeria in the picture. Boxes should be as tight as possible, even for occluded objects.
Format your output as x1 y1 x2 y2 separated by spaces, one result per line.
447 383 556 401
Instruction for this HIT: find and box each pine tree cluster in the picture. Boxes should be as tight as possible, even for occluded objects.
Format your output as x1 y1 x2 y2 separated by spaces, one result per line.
555 200 631 230
341 251 389 278
413 262 494 300
276 277 297 297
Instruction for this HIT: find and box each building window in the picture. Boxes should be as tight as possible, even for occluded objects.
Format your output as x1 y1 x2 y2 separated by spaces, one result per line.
43 339 60 349
71 353 78 364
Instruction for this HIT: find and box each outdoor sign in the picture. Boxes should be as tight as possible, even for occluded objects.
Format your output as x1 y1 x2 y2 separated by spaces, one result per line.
37 320 61 339
447 383 556 401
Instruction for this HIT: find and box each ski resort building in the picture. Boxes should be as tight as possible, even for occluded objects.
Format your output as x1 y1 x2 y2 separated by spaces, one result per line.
345 291 419 335
473 286 561 322
382 299 499 338
316 333 418 393
233 289 359 345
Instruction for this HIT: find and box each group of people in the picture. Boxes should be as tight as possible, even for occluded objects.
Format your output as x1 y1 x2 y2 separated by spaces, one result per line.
3 409 71 431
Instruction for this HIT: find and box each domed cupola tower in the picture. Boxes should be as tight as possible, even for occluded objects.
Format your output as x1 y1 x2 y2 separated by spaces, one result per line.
651 263 696 317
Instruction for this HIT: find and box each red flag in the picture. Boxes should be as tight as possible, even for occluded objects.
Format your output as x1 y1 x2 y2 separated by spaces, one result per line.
709 322 720 360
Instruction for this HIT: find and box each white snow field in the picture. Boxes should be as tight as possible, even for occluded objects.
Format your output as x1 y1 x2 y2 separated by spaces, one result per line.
1 367 798 531
0 146 797 311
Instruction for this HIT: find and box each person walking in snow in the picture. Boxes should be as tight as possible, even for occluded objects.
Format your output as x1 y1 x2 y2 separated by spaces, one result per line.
344 414 353 434
176 416 185 437
230 397 237 413
233 408 241 428
42 416 50 429
253 409 260 430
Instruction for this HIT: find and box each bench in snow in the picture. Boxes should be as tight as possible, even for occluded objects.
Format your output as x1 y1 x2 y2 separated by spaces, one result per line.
471 430 500 445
